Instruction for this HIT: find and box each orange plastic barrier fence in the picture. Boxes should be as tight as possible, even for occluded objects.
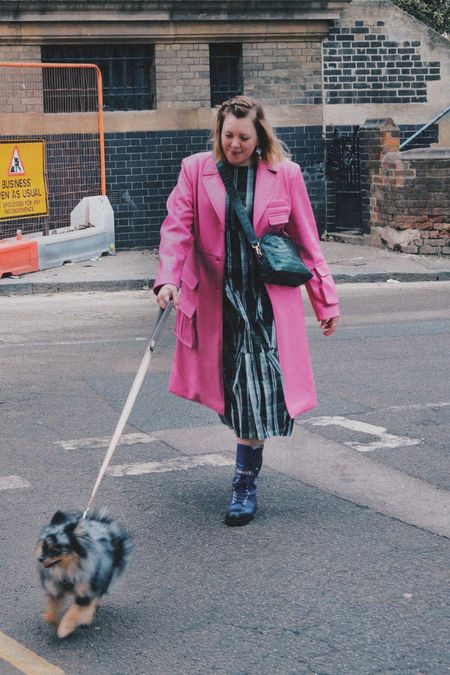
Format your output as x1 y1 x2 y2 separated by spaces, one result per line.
0 62 105 241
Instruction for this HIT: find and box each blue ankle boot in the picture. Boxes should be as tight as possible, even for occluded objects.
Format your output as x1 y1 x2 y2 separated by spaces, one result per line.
225 443 263 527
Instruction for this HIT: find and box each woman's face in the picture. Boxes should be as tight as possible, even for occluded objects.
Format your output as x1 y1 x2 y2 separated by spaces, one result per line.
221 113 259 167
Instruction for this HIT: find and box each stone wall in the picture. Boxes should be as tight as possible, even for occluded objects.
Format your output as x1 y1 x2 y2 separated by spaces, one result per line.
359 119 402 237
325 121 439 235
0 47 43 114
0 45 40 61
155 43 210 109
370 144 450 255
153 40 325 109
243 41 322 105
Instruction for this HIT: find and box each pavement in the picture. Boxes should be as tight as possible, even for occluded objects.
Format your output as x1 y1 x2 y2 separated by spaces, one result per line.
1 240 450 294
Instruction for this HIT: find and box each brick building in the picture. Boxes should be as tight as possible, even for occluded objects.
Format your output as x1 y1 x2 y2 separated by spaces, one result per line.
0 0 449 248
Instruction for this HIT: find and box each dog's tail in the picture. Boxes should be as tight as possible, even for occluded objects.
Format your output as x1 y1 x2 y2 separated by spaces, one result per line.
85 510 133 585
110 523 133 582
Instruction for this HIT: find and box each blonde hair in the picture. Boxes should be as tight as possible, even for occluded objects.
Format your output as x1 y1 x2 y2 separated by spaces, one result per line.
211 96 290 165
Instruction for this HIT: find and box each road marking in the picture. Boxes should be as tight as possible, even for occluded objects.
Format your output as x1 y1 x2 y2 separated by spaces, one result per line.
0 476 31 490
107 453 234 477
264 428 450 539
300 416 421 453
0 337 148 349
0 630 64 675
56 432 156 451
383 401 450 412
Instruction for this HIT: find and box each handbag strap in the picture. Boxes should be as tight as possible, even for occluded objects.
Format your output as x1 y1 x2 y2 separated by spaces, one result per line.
216 161 259 249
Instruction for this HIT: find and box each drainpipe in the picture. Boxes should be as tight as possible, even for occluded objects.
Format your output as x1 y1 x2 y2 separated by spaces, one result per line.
321 36 329 237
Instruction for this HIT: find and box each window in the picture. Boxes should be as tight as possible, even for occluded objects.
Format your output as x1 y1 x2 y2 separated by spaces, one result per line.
41 44 156 112
209 43 243 107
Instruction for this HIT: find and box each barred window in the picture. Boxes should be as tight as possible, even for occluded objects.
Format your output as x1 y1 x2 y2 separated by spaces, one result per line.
209 43 243 107
41 44 156 112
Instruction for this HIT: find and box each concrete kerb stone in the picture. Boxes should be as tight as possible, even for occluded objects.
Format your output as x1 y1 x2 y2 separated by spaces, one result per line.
1 245 450 296
0 282 35 295
391 272 439 282
333 273 390 283
1 271 450 295
0 279 152 295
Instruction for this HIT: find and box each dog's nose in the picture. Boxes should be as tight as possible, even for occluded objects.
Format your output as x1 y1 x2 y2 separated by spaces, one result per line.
38 556 45 563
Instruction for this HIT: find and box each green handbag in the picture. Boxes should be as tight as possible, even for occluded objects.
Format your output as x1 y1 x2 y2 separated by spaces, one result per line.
217 162 313 287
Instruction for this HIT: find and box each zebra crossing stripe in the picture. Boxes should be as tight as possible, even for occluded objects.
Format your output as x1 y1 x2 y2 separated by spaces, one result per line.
56 432 156 451
0 476 31 490
107 453 234 477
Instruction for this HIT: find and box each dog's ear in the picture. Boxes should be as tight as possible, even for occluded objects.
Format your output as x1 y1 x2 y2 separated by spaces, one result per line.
51 510 67 525
65 521 87 558
64 521 77 534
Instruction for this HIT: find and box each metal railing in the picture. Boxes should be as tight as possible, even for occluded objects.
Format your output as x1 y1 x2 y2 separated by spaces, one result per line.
400 103 450 150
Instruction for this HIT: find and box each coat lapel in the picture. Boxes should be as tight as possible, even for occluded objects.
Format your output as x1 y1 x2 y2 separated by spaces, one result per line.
201 158 226 224
253 161 278 232
201 156 278 229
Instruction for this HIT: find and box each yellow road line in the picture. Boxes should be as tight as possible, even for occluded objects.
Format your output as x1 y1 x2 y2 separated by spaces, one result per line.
0 630 64 675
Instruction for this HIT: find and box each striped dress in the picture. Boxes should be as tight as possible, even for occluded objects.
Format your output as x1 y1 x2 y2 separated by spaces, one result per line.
219 162 294 439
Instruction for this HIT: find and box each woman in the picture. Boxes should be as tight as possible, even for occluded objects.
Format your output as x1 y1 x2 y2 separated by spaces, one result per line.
154 96 339 527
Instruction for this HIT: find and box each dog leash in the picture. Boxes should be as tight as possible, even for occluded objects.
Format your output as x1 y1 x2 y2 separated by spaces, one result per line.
82 302 173 520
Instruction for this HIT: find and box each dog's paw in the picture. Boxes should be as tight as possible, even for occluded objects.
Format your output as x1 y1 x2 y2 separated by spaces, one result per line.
42 611 59 627
57 619 76 639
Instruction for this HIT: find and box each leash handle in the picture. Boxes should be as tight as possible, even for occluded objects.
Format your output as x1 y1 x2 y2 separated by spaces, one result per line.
82 302 173 519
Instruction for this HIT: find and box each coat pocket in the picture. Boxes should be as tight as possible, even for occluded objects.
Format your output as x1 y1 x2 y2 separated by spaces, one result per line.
267 209 290 228
181 264 199 291
314 262 338 306
174 293 197 348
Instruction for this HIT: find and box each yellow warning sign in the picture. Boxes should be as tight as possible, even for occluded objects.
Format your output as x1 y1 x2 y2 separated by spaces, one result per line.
0 141 48 220
8 146 26 176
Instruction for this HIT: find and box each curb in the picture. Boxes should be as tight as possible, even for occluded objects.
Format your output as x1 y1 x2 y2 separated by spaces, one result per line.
333 271 450 283
0 278 152 295
1 271 450 295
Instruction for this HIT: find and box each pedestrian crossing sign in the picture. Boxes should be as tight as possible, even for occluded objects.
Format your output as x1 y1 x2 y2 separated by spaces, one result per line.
0 140 48 220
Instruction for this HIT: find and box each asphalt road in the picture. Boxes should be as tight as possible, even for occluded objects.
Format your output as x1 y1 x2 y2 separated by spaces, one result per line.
0 282 449 675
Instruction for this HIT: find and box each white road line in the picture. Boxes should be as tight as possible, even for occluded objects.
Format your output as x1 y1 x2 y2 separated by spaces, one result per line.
107 453 234 477
0 476 31 490
0 337 148 348
383 401 450 412
300 416 421 453
56 432 156 451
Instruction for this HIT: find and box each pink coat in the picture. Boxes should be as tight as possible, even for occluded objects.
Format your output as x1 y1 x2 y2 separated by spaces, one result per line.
154 151 339 418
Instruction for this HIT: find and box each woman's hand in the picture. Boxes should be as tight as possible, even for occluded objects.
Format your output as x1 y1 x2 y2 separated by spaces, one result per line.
156 284 179 309
320 316 339 336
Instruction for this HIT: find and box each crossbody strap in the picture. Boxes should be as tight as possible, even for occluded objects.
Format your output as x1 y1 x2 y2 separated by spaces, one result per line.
216 161 258 247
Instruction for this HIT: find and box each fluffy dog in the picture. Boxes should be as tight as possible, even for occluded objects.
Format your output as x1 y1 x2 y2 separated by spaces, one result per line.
36 509 132 638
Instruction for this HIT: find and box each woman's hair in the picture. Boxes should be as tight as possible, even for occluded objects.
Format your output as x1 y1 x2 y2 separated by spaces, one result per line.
211 95 291 165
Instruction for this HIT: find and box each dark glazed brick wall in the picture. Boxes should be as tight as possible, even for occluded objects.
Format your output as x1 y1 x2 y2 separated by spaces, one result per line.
106 126 326 249
277 126 326 235
323 20 441 104
105 130 209 249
